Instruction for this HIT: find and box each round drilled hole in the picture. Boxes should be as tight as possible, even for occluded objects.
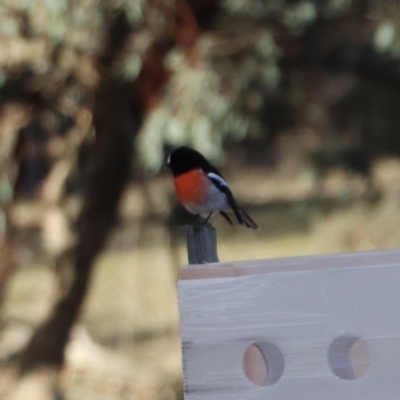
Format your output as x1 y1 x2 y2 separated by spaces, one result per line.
328 335 370 380
243 342 285 386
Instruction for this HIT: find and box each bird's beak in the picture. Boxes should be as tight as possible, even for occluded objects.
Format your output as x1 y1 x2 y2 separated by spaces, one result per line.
162 162 170 170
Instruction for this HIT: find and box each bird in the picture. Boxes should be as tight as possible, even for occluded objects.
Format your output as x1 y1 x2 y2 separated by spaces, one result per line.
164 146 258 229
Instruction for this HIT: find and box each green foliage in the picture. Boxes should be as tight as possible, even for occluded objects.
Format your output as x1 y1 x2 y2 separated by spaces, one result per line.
1 0 400 174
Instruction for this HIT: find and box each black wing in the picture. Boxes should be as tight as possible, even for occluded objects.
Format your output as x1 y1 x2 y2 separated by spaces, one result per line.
207 172 259 229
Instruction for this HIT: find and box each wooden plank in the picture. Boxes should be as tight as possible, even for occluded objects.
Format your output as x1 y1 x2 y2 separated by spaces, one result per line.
180 248 400 280
178 248 400 399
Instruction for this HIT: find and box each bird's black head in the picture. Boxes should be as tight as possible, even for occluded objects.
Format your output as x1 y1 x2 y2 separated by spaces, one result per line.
164 146 210 177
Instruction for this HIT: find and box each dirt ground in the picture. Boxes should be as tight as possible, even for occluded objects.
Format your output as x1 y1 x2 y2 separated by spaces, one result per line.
3 157 400 399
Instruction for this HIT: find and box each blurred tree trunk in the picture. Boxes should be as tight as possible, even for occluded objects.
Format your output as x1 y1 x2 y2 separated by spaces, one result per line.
10 11 144 400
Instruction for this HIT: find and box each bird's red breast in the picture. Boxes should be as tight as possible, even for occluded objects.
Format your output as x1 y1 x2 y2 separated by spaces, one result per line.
174 169 209 206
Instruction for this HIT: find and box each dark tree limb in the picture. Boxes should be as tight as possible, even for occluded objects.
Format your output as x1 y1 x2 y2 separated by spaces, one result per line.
18 11 142 374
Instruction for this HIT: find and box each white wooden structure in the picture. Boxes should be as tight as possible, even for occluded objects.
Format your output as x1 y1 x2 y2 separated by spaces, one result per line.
178 248 400 400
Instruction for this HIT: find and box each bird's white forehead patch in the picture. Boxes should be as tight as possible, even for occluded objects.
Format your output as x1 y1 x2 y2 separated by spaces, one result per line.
166 153 171 165
207 172 228 187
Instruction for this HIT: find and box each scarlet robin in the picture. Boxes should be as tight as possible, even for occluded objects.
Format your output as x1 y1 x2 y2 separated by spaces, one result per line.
164 146 258 229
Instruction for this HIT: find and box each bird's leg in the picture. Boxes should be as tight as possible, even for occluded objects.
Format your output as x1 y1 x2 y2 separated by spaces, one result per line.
204 212 213 224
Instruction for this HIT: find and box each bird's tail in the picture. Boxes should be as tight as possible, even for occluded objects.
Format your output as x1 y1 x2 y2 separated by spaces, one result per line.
231 203 259 229
239 208 259 229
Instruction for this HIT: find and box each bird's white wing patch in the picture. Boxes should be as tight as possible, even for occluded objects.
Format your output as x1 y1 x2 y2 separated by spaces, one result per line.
207 172 228 187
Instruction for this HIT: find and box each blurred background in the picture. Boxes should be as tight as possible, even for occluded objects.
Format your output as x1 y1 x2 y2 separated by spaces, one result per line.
1 0 400 399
